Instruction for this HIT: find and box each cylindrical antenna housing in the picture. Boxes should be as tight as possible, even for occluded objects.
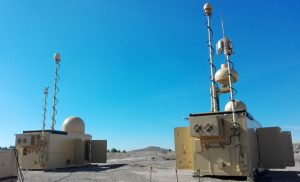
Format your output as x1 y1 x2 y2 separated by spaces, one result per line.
217 37 233 56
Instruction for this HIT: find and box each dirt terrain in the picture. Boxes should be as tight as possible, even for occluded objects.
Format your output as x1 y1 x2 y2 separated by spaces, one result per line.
21 145 300 182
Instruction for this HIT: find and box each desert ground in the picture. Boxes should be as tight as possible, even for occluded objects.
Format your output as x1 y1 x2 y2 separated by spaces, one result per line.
21 144 300 182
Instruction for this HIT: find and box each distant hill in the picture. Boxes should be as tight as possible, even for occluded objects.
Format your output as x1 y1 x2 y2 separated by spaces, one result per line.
294 143 300 153
129 146 171 153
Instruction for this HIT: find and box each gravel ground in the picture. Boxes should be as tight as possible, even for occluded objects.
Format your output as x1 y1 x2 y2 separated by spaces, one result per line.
21 146 300 182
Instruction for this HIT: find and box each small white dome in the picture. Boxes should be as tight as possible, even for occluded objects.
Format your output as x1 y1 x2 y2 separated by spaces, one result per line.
62 116 85 134
224 100 247 112
203 3 212 15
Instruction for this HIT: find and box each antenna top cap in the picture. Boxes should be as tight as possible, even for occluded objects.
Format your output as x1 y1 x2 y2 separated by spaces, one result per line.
203 3 212 16
54 53 61 62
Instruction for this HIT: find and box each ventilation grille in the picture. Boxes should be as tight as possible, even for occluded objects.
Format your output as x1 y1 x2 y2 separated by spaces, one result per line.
190 116 221 137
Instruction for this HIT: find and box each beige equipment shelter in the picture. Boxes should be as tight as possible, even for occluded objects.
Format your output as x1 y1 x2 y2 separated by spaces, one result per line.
15 116 107 170
174 2 295 179
0 149 17 182
175 111 295 177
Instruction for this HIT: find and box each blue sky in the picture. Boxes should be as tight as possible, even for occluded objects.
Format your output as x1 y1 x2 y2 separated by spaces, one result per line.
0 0 299 150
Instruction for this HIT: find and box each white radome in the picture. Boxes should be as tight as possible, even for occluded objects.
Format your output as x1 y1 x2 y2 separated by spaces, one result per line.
203 3 212 15
224 100 247 112
62 116 85 134
54 53 61 62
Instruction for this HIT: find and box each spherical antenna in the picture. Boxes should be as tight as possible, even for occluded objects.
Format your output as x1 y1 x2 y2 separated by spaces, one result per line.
203 3 212 16
215 64 238 85
54 53 61 62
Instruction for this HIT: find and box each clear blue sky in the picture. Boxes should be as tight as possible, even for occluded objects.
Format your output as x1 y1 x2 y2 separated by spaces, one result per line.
0 0 299 150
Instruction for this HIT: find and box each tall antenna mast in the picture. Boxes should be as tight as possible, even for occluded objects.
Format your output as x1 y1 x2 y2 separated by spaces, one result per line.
203 3 219 112
216 18 238 126
42 86 49 140
51 53 61 130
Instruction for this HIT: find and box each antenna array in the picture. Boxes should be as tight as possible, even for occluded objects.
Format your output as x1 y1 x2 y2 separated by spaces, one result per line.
203 3 242 127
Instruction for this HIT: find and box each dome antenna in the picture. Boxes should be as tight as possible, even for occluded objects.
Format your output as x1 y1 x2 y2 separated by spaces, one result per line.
203 3 219 112
51 53 61 130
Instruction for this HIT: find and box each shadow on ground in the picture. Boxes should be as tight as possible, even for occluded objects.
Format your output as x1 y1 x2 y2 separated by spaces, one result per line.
44 164 128 173
197 171 300 182
256 170 300 182
202 175 247 181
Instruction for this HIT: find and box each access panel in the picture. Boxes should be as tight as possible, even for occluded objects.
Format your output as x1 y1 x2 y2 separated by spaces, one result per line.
91 140 107 163
257 127 295 168
174 127 194 169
